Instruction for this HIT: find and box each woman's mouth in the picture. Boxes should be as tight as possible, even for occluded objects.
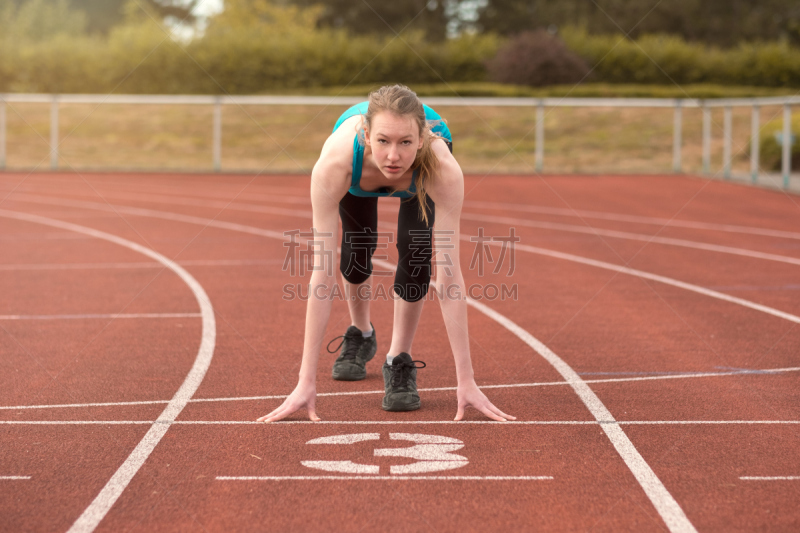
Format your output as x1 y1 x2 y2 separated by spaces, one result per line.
385 165 402 173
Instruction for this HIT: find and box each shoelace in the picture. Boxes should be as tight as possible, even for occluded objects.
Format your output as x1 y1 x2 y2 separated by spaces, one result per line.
390 359 427 388
326 331 362 361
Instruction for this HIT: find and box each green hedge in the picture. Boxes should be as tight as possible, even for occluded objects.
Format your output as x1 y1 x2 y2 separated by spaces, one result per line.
1 3 800 95
755 115 800 171
0 17 500 93
561 28 800 87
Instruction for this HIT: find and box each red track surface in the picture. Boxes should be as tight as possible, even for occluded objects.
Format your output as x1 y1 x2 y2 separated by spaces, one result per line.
1 171 799 532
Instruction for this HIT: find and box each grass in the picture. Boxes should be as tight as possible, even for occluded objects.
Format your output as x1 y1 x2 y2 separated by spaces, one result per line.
2 87 796 176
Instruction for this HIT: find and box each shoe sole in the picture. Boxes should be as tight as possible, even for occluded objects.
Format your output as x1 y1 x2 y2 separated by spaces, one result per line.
382 399 421 412
331 342 377 381
331 368 366 381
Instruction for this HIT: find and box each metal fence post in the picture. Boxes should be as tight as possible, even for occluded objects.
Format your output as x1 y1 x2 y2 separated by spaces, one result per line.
783 104 792 189
702 103 710 174
672 99 682 173
0 97 5 170
50 94 59 170
723 105 732 179
750 104 759 184
535 101 544 173
213 96 222 172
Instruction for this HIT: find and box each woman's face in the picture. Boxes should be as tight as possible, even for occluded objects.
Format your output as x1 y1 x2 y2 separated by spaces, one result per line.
365 111 423 179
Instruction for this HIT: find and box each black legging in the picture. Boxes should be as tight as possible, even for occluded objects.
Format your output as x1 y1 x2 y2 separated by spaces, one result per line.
339 191 435 303
339 142 452 302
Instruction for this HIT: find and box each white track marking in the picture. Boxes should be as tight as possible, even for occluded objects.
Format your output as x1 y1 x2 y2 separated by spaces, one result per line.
3 420 800 426
11 196 799 532
46 186 800 242
300 461 379 474
0 259 279 271
462 212 800 268
375 434 468 475
4 366 799 411
462 200 800 241
466 298 697 533
10 194 800 327
306 433 379 445
505 241 800 325
302 433 467 475
0 209 217 533
0 313 200 320
22 191 800 268
217 476 553 481
740 476 800 480
0 476 31 480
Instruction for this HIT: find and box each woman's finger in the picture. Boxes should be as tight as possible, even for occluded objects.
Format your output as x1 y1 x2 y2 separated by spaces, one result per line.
488 403 516 420
260 403 294 423
478 404 507 422
257 407 283 422
307 405 321 422
453 403 466 421
257 400 292 422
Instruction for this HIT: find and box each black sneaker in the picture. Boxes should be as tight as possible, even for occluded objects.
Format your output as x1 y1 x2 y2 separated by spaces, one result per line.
382 352 426 412
327 323 377 381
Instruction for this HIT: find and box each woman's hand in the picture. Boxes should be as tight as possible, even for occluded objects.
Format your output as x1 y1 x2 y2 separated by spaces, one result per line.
257 380 320 423
455 380 516 422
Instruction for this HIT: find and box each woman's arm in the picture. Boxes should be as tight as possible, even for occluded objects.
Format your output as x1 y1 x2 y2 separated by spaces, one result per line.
429 141 516 422
257 142 349 423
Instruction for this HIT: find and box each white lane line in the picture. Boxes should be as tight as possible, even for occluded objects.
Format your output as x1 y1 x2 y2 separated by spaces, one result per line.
2 420 800 426
462 200 800 241
740 476 800 480
505 240 800 325
0 209 217 533
462 212 800 268
15 196 800 532
0 313 201 320
11 194 800 327
216 476 553 481
467 299 697 532
50 187 800 242
0 476 31 480
23 191 800 266
4 366 799 411
0 259 279 271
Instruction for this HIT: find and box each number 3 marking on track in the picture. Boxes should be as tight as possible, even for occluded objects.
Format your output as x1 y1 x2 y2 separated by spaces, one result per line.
301 433 469 475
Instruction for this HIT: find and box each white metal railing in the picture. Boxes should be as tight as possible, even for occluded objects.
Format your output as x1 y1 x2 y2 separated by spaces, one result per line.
0 94 797 187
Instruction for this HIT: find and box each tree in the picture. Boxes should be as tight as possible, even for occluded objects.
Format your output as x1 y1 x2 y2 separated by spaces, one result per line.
288 0 450 41
473 0 800 47
31 0 200 35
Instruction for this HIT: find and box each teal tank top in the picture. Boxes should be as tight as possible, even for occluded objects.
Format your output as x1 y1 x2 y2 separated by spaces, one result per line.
332 102 452 198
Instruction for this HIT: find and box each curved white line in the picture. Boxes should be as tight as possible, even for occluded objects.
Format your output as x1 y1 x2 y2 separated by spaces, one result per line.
15 191 800 272
0 209 217 533
462 200 800 241
501 241 800 324
464 297 695 532
12 195 800 532
462 212 800 268
10 195 795 322
50 186 800 242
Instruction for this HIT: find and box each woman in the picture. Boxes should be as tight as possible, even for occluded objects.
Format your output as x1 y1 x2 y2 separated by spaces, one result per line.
258 85 514 423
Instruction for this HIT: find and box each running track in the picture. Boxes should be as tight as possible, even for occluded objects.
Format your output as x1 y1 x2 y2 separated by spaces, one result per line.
1 172 799 532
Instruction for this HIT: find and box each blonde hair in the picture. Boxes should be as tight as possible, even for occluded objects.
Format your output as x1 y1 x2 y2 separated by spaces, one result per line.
362 84 442 225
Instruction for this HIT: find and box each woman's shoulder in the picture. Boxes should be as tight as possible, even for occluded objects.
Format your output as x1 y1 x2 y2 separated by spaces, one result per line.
319 116 359 168
427 139 463 206
311 117 359 200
